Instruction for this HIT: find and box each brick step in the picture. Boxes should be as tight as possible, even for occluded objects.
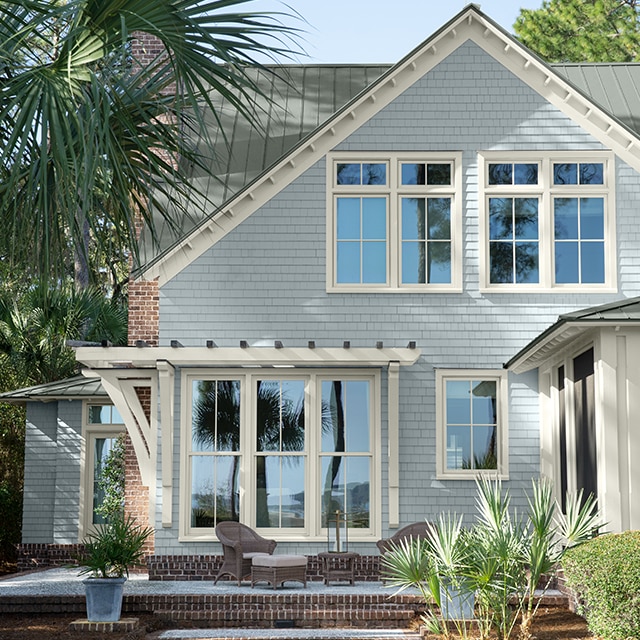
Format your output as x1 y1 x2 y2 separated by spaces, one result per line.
154 607 420 627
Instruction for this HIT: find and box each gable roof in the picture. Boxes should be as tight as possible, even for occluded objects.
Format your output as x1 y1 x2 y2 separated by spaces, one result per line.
138 3 640 286
506 297 640 374
0 375 107 403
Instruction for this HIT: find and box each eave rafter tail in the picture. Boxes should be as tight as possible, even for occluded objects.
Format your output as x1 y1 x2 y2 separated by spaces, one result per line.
82 368 157 488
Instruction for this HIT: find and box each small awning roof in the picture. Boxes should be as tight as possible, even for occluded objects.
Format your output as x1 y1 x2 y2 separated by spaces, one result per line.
505 297 640 374
0 375 107 403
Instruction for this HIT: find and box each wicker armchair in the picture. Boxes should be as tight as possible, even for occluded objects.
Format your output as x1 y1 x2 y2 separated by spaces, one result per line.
376 521 435 555
214 522 277 585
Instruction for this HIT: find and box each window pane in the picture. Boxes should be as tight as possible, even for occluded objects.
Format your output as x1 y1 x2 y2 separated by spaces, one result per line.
489 242 514 284
401 198 425 241
321 456 370 528
447 426 471 470
515 242 539 283
322 380 370 453
580 163 604 185
580 198 604 239
191 455 240 527
89 406 111 424
428 243 452 284
401 242 422 284
488 164 512 185
555 242 579 283
489 198 513 240
192 380 241 452
554 198 579 239
92 437 116 525
514 163 538 185
472 381 497 424
345 381 370 451
446 380 471 424
514 198 538 240
336 198 361 239
256 456 305 528
256 380 305 453
401 163 424 185
362 198 387 240
363 163 386 185
337 242 360 283
362 242 386 283
581 242 605 283
427 198 451 240
473 426 497 469
345 457 370 528
336 163 360 185
427 163 451 185
554 163 578 185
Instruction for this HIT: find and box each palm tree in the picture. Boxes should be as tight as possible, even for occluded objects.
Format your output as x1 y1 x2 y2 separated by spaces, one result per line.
0 0 300 288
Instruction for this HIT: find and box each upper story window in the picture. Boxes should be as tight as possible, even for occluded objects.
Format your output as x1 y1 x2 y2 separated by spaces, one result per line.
328 153 462 292
480 152 616 291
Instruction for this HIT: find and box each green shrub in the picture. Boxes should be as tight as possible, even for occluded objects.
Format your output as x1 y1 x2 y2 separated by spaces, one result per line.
562 530 640 640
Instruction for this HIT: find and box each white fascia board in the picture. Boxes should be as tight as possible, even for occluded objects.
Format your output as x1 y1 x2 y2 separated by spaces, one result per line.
76 346 422 370
140 5 640 287
507 321 640 374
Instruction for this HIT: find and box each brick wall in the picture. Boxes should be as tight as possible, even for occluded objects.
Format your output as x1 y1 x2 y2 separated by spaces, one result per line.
146 554 382 582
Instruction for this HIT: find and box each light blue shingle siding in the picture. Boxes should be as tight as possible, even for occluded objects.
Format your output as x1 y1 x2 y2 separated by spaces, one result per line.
155 42 640 553
22 403 58 543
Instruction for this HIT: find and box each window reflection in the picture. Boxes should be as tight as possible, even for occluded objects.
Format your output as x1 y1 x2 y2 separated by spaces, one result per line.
336 162 386 185
321 380 371 529
255 379 305 528
336 197 387 284
554 197 605 284
445 380 497 471
401 197 452 284
489 197 539 284
488 163 538 185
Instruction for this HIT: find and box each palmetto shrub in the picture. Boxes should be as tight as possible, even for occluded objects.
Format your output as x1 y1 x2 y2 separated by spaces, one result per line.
562 530 640 640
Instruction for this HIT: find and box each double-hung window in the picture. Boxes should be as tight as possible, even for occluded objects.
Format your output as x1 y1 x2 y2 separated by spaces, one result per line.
81 404 125 535
480 152 615 290
182 371 379 540
328 153 462 292
436 370 508 479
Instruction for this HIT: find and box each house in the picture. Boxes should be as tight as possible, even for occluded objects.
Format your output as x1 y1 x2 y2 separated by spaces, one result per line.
8 4 640 576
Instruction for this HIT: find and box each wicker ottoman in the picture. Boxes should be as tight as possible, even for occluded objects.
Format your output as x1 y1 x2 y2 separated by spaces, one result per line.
251 554 308 589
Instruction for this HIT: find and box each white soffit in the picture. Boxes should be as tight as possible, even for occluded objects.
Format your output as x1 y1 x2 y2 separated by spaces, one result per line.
76 346 422 370
141 5 640 287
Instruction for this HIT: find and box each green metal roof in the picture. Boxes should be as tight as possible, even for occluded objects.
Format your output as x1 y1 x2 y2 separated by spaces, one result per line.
552 63 640 137
0 375 107 402
138 64 389 268
137 54 640 271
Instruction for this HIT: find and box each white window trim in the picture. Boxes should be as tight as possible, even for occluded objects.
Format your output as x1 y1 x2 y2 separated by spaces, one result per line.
326 152 463 293
79 402 125 539
435 369 509 480
179 369 381 542
479 150 617 292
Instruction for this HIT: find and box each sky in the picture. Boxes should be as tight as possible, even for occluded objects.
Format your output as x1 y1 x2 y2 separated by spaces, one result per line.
257 1 543 64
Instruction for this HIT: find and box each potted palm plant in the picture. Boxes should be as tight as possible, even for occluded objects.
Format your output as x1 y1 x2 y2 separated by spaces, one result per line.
78 515 153 622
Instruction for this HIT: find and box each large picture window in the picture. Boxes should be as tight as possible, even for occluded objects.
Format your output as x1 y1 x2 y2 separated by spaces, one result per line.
436 370 508 479
182 371 379 540
328 153 462 292
480 152 615 291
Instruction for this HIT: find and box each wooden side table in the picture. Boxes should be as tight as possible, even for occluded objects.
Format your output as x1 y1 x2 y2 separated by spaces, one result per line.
318 552 359 585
